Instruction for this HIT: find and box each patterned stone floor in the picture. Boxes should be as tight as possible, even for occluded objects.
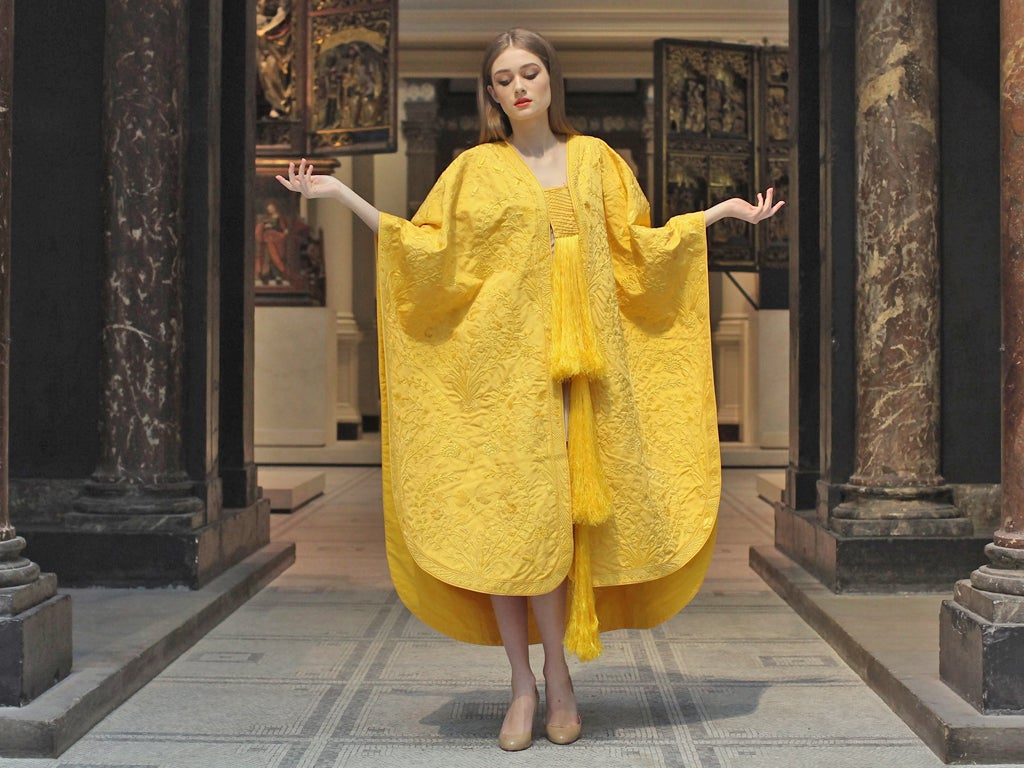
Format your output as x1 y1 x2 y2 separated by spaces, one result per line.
1 467 1019 768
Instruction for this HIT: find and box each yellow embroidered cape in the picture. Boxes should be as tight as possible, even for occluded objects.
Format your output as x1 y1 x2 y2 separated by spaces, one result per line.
375 135 720 647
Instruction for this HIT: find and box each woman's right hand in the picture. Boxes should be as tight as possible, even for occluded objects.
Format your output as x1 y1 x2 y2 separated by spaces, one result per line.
275 157 383 234
275 159 347 200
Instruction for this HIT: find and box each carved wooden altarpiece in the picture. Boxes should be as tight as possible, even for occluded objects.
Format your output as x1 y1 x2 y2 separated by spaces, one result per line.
654 39 789 272
256 0 398 156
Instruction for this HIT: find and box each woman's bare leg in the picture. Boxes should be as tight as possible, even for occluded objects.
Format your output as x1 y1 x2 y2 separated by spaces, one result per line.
490 595 537 737
531 581 580 728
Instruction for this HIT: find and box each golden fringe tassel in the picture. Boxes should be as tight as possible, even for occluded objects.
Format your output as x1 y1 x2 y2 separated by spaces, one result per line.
565 524 603 661
567 376 613 526
565 379 611 660
550 234 604 380
548 232 607 661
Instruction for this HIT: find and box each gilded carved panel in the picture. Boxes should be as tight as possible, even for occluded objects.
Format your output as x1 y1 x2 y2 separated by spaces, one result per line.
308 0 396 153
256 0 398 156
655 40 789 272
256 0 304 151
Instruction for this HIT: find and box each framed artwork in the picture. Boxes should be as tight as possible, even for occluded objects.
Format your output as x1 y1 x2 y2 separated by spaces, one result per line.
256 0 306 152
654 39 789 272
256 0 398 157
253 159 329 306
307 0 397 154
760 48 791 271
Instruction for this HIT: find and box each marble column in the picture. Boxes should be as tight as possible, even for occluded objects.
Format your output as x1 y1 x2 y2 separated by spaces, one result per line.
940 0 1024 713
0 0 13 550
990 0 1024 570
831 0 968 535
0 0 72 706
70 0 203 529
0 1 38 589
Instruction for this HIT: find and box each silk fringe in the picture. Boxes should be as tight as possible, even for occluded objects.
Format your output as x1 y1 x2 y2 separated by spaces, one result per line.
550 233 610 661
565 524 603 661
550 234 604 380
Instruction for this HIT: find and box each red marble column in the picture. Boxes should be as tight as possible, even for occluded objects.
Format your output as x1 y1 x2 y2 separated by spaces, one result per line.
71 0 203 528
938 4 1024 712
832 0 968 534
972 0 1024 592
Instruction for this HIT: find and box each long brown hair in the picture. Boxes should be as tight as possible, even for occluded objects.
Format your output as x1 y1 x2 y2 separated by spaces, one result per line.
477 29 577 144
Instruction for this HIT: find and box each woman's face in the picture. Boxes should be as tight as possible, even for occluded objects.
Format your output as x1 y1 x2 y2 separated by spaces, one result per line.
487 46 551 128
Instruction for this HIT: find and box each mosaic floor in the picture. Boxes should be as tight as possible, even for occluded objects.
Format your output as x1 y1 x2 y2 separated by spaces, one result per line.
2 467 1018 768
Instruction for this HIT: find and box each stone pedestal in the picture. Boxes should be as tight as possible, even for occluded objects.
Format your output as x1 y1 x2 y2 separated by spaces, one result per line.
941 580 1024 713
0 578 72 707
0 540 72 706
22 500 270 589
774 499 990 592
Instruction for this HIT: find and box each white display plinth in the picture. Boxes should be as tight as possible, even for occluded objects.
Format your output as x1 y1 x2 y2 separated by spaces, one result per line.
255 306 337 447
756 309 790 450
257 467 326 512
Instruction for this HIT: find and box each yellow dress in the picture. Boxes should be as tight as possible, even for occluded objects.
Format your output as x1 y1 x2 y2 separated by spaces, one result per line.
375 135 720 656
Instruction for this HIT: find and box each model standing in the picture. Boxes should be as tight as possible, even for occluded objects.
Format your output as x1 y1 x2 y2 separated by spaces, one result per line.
278 28 782 751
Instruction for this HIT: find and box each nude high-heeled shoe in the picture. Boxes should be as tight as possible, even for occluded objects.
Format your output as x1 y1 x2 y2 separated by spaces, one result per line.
498 687 539 751
544 678 581 745
545 716 582 745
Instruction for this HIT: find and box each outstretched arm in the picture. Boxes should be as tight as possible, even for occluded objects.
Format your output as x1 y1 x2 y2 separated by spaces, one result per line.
276 158 381 234
703 187 784 227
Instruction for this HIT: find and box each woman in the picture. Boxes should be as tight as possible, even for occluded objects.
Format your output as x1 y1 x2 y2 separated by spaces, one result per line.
278 28 782 752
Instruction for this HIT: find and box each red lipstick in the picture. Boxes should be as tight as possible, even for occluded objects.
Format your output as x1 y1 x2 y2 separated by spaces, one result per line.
514 98 532 108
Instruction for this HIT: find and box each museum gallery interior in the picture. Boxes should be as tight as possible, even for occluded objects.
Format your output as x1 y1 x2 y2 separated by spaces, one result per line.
0 0 1022 764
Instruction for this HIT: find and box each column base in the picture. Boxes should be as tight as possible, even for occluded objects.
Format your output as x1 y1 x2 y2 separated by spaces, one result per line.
68 477 205 533
830 483 973 537
940 581 1024 714
0 573 72 706
19 498 270 588
774 502 989 592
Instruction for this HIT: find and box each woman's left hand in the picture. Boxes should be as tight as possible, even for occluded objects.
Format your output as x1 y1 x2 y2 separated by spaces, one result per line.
704 188 785 226
731 188 785 223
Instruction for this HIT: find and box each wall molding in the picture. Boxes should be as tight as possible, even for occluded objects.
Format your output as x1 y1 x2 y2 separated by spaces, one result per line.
396 3 788 78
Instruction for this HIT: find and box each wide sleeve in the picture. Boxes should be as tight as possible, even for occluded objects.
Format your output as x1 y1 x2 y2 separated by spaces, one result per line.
375 162 484 340
599 144 707 329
